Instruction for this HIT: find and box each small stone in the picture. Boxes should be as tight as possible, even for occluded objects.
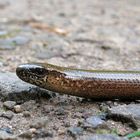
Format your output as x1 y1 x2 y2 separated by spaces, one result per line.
22 100 36 111
55 108 65 115
3 101 16 110
67 127 83 137
30 116 48 129
34 129 53 138
18 130 33 139
74 112 82 118
43 105 54 113
107 104 140 128
14 105 23 113
10 36 30 45
0 130 15 140
58 129 65 135
1 111 14 120
0 127 13 134
63 121 70 127
23 111 31 117
82 115 107 130
85 115 106 129
29 128 37 133
100 45 111 50
0 36 30 49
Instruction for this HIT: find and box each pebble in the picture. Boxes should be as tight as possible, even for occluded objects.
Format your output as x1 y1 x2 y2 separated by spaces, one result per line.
100 45 112 50
0 36 30 51
30 116 49 129
0 111 14 120
63 121 70 127
0 127 13 134
22 100 36 111
83 115 107 129
3 101 16 110
34 129 53 138
67 127 83 137
107 104 140 128
0 72 52 102
77 134 128 140
9 36 30 45
14 105 23 113
0 130 15 140
55 108 65 116
18 130 33 139
42 105 54 114
23 111 31 117
29 128 37 133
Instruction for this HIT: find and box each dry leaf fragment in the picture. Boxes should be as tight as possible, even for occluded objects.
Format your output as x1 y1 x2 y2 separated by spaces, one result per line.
29 22 68 36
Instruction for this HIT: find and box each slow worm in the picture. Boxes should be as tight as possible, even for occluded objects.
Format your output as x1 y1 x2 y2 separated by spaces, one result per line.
16 63 140 99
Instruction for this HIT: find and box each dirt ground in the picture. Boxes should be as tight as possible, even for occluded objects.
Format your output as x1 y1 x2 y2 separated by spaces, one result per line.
0 0 140 139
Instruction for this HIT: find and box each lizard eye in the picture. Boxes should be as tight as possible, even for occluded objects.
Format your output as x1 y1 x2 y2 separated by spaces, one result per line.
33 67 47 75
16 63 48 78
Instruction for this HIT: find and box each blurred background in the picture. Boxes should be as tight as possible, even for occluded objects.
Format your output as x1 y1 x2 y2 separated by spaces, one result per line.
0 0 140 72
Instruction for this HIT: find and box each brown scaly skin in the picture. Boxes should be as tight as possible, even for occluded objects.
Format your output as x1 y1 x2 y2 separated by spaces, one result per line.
16 63 140 100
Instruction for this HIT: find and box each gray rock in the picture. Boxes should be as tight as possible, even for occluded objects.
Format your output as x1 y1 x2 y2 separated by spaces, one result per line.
0 130 15 140
78 134 128 140
19 128 53 139
0 127 13 134
14 105 23 113
3 101 16 110
32 128 53 138
55 108 65 116
18 130 33 139
0 36 30 49
30 116 49 129
0 111 14 120
85 115 106 129
22 100 36 111
67 127 83 137
0 72 53 102
9 36 30 45
23 111 31 117
107 104 140 128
